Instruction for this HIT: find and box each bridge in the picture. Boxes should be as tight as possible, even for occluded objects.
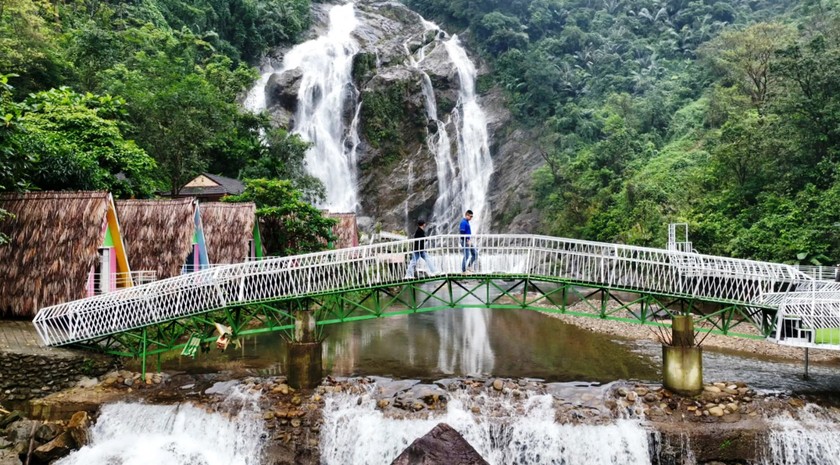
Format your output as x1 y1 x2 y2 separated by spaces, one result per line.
31 234 840 372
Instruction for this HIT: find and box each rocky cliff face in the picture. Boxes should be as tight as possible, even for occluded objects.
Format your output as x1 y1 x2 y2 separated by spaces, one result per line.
260 0 543 234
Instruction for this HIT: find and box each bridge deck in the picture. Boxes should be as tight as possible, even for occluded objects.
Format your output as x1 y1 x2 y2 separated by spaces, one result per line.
32 234 832 349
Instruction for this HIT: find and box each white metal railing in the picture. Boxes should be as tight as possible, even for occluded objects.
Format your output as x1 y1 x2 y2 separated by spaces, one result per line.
33 234 821 347
87 271 157 295
792 264 838 282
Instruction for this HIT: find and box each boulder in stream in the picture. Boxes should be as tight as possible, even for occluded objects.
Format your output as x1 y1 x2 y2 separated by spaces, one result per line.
390 422 488 465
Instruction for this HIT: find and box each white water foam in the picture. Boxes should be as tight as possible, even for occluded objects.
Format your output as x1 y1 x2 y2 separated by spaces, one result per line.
320 387 651 465
763 403 840 465
245 3 360 212
57 386 265 465
432 35 493 234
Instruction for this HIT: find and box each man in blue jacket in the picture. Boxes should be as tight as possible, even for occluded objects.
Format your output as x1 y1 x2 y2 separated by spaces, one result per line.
460 210 477 272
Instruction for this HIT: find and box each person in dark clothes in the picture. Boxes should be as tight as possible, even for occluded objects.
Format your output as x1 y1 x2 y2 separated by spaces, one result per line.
405 219 438 278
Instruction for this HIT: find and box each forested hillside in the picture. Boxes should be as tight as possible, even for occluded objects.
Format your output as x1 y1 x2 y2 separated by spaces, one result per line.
0 0 315 194
408 0 840 264
3 0 840 264
0 0 338 251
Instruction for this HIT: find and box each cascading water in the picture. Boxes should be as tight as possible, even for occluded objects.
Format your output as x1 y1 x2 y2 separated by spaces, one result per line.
432 34 494 234
320 386 652 464
245 3 493 227
57 386 265 465
762 404 840 465
244 3 360 212
399 21 496 375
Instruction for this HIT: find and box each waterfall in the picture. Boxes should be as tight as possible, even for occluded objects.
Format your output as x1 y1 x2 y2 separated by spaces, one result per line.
57 386 265 465
432 35 494 233
400 20 492 234
245 3 360 212
320 388 652 464
244 4 493 227
762 404 840 465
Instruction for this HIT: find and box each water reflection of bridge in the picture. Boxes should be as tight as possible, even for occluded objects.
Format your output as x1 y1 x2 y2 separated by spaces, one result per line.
32 234 840 370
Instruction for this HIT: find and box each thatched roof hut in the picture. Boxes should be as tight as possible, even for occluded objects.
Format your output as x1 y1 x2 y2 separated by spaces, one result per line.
200 202 259 264
326 212 359 249
116 198 201 279
0 191 130 318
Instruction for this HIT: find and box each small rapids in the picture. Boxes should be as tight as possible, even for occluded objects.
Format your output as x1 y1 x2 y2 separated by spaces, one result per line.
56 385 264 465
319 384 651 465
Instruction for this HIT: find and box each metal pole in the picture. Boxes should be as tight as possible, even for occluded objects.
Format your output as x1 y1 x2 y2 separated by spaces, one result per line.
141 327 147 379
804 347 810 380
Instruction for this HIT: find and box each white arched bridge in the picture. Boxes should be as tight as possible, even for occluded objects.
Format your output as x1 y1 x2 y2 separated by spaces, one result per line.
32 234 840 364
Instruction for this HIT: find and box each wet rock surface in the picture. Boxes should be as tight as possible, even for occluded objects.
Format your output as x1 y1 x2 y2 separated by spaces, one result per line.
259 0 541 234
390 422 489 465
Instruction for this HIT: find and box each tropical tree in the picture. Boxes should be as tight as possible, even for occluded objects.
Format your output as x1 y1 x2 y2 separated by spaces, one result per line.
239 127 325 203
13 87 159 197
699 22 796 106
224 178 335 256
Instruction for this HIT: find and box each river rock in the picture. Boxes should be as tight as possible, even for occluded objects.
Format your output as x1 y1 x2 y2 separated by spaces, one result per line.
0 449 22 465
0 412 21 429
390 423 489 465
32 431 73 463
34 422 61 443
267 68 303 112
67 411 90 447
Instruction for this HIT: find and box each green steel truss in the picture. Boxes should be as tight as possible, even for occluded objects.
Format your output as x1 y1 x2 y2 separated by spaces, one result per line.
68 274 776 372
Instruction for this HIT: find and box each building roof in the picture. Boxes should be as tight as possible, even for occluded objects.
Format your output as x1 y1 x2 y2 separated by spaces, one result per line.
200 202 256 264
0 191 111 318
176 173 245 198
116 198 196 279
326 212 359 249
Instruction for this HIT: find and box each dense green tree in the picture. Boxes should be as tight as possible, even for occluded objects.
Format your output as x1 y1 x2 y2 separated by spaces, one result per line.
0 74 33 246
699 23 796 106
0 75 33 194
239 128 325 203
97 25 258 193
0 0 63 96
14 87 158 197
225 178 335 256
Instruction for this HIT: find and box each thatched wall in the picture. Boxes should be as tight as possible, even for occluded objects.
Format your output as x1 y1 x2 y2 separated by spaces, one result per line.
0 192 109 318
326 212 359 249
200 202 255 264
116 198 195 279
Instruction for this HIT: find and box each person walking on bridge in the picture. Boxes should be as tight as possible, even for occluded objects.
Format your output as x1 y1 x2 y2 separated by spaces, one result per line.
460 210 477 273
405 220 437 279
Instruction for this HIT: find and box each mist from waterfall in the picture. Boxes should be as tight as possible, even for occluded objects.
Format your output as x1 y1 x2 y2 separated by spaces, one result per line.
244 3 360 212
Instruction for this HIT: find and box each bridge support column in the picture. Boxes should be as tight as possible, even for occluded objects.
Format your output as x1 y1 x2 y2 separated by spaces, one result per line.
287 310 323 390
662 315 703 396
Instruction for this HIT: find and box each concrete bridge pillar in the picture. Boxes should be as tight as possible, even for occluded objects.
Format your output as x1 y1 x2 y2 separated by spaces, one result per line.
662 315 703 396
287 309 322 390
